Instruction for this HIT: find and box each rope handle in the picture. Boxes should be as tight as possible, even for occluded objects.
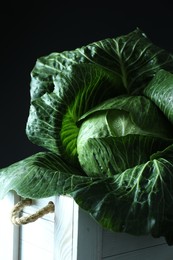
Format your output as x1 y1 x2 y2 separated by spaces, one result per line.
11 199 55 225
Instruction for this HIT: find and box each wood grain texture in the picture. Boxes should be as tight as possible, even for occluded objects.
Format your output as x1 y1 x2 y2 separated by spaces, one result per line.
102 243 173 260
19 241 53 260
54 195 102 260
19 197 55 259
54 195 74 260
102 230 168 257
20 214 54 252
75 208 102 260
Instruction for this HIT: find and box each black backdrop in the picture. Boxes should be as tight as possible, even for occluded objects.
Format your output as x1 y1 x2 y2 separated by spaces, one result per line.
1 2 173 168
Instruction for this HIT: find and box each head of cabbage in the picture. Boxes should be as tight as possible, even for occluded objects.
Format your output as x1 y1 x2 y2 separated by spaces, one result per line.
1 28 173 245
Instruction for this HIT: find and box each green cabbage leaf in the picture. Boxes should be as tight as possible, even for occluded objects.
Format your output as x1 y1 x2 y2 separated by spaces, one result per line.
1 28 173 245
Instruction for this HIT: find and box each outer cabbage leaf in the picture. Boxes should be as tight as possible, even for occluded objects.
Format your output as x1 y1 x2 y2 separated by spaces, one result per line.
29 28 173 101
72 144 173 245
0 152 92 199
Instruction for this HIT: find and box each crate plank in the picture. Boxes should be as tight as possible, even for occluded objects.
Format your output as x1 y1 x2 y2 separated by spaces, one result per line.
102 243 173 259
0 192 20 260
20 215 54 252
19 241 53 260
102 230 166 257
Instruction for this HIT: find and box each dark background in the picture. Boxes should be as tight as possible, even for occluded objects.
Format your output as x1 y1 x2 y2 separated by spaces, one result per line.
1 2 173 168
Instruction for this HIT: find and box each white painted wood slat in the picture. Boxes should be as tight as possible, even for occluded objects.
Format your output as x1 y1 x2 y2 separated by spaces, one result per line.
54 195 75 260
19 241 53 260
19 197 55 260
102 230 168 257
0 191 20 260
19 215 54 253
75 207 102 260
53 195 102 260
102 243 173 260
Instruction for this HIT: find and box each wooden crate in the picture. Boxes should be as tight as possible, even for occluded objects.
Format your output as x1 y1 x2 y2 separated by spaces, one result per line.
1 192 173 260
